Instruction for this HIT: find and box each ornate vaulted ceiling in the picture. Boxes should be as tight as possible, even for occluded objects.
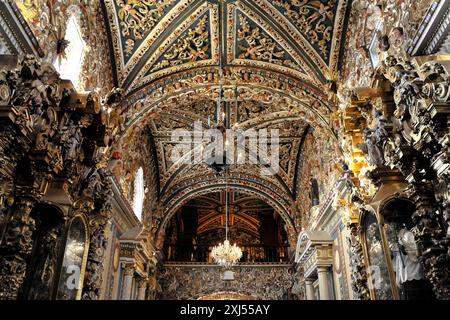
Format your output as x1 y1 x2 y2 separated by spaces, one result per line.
104 0 350 243
103 0 349 91
150 100 308 199
185 191 274 243
9 0 350 245
4 0 350 249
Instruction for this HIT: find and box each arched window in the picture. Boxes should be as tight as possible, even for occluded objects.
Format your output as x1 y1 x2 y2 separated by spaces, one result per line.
53 14 85 89
133 167 144 221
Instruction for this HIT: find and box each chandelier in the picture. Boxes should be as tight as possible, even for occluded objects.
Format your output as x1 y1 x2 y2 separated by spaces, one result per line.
211 239 242 269
211 176 242 268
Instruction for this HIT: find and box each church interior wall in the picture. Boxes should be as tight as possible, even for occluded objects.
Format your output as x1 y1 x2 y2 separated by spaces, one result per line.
0 0 449 301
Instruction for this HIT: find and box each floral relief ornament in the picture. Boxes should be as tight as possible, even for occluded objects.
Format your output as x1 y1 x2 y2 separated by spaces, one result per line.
117 0 177 54
150 14 211 73
271 0 336 57
237 14 302 73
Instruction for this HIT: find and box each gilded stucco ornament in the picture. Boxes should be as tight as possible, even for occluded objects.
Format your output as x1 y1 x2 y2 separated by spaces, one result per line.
150 14 211 73
236 14 302 73
103 0 349 91
376 56 450 299
111 61 340 250
270 0 336 57
0 56 76 298
158 264 299 300
10 0 449 301
116 0 177 47
342 0 433 89
337 16 450 295
0 51 126 300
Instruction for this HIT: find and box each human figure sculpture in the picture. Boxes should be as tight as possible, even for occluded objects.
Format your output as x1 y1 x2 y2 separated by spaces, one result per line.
390 227 424 288
360 111 389 166
361 128 383 166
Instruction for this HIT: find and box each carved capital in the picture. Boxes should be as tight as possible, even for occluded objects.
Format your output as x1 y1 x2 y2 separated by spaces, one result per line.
123 264 136 277
138 277 148 288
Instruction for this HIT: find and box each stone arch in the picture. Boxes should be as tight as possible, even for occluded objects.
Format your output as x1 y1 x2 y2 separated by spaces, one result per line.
156 181 297 250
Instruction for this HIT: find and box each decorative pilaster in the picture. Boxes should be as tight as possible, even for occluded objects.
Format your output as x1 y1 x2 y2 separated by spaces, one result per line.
79 88 124 300
81 171 113 300
0 199 35 299
137 277 148 300
347 223 370 300
81 212 110 300
121 264 135 300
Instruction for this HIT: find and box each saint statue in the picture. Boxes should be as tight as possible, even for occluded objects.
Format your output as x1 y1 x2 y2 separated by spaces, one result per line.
388 225 424 287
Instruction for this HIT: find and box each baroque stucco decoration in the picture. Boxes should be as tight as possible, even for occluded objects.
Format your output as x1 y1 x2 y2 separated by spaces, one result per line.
2 0 450 301
103 0 349 91
101 0 350 253
331 0 450 300
157 264 300 300
114 65 343 248
97 0 351 241
0 55 123 300
14 0 114 95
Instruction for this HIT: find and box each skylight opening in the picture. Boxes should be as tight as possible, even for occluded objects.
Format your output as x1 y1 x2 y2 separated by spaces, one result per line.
53 15 86 89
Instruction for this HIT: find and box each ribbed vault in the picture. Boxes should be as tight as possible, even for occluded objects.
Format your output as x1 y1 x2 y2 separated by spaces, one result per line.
101 0 350 246
103 0 349 91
